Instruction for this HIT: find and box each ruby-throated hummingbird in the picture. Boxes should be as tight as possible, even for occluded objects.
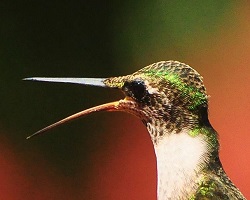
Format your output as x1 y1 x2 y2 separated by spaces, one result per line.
24 61 246 200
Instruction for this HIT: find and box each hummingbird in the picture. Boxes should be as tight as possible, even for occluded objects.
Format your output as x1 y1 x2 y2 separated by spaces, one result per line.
24 61 246 200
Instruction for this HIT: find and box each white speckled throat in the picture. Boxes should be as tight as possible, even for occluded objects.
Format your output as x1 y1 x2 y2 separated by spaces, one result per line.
153 130 209 200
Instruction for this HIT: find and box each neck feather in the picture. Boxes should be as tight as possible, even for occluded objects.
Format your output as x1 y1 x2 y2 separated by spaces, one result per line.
153 130 210 200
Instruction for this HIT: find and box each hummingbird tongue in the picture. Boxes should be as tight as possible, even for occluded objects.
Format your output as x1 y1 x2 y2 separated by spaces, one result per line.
26 101 120 139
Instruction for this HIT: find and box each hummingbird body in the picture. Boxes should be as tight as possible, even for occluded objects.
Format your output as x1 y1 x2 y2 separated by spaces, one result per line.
25 61 246 199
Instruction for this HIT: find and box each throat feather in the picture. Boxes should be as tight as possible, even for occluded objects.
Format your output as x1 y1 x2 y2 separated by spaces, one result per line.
153 131 209 200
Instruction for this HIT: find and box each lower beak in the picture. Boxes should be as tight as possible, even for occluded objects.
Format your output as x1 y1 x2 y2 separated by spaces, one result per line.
26 101 121 139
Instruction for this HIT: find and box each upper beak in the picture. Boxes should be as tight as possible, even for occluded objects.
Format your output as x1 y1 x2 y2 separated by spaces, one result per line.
23 77 128 139
23 77 108 87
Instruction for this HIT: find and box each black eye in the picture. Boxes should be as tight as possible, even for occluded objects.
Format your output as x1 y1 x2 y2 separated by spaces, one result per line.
122 79 147 102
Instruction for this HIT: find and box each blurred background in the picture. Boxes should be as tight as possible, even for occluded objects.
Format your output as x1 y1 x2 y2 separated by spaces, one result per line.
0 1 249 199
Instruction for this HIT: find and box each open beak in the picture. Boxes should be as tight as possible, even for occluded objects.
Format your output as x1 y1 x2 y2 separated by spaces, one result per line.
23 77 127 139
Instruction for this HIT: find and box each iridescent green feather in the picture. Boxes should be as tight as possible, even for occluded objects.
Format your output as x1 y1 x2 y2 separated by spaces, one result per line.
144 70 207 110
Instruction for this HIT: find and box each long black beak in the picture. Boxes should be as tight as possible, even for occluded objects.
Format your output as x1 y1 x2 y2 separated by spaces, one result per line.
23 77 107 87
23 77 121 139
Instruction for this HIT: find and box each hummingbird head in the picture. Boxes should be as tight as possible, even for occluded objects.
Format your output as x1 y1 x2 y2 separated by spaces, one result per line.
103 61 209 143
25 61 210 144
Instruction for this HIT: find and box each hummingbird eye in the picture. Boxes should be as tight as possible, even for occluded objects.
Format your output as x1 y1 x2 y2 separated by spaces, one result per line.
122 79 147 102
